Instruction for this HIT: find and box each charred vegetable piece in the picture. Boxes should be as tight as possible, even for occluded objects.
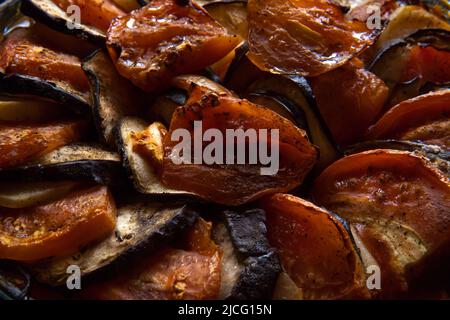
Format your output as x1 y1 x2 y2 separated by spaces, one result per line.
115 117 190 195
51 0 125 31
0 29 90 110
260 193 368 300
346 140 450 176
366 90 450 150
223 42 266 94
131 122 167 173
82 50 144 146
20 0 113 44
0 119 87 168
0 181 80 209
0 261 32 300
31 202 198 286
106 0 240 92
246 75 340 171
148 75 234 126
159 86 318 206
0 185 117 261
246 0 383 76
80 217 222 300
171 74 234 96
310 58 389 146
0 29 89 94
148 88 187 126
203 0 248 39
369 5 450 63
0 144 128 187
215 208 280 300
311 150 450 296
370 28 450 106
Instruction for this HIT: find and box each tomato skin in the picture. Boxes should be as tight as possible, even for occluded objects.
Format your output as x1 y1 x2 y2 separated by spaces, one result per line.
0 119 87 169
367 90 450 150
0 186 117 262
311 150 450 296
160 86 318 206
106 0 240 92
52 0 125 32
247 0 380 76
402 45 450 85
310 59 389 146
261 194 368 300
80 218 222 300
0 30 90 93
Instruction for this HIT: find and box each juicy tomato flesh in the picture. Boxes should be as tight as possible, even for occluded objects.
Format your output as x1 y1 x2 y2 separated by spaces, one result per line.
367 90 450 150
0 30 89 92
313 150 450 251
0 119 87 168
261 193 367 300
400 118 450 151
81 218 222 300
401 45 450 85
312 150 450 295
247 0 380 76
0 186 117 261
310 59 389 146
106 0 240 92
159 86 318 206
52 0 125 32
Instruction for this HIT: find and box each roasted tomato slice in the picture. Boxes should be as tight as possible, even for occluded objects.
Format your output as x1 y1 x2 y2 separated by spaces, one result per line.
312 150 450 296
0 119 87 168
81 218 222 300
310 59 389 146
401 45 450 85
367 90 450 150
247 0 382 76
106 0 240 92
0 29 89 93
155 86 317 206
0 185 117 261
260 193 368 300
52 0 125 32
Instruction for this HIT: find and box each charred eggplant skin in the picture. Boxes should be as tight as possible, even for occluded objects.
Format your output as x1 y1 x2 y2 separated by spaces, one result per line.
369 28 450 70
0 74 90 113
82 50 144 146
21 0 106 44
222 208 281 300
0 160 128 187
0 262 31 300
31 203 200 285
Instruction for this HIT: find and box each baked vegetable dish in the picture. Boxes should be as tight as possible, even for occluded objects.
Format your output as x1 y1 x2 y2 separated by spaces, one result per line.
0 0 449 300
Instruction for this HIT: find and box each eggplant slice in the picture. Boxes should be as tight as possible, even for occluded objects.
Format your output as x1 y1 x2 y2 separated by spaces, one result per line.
0 181 81 209
346 140 450 176
213 208 281 300
148 88 187 126
20 0 106 44
115 117 193 196
82 50 144 146
0 143 127 187
29 202 198 286
30 202 199 286
246 75 341 170
0 261 32 300
203 0 248 38
369 29 450 105
0 73 90 113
